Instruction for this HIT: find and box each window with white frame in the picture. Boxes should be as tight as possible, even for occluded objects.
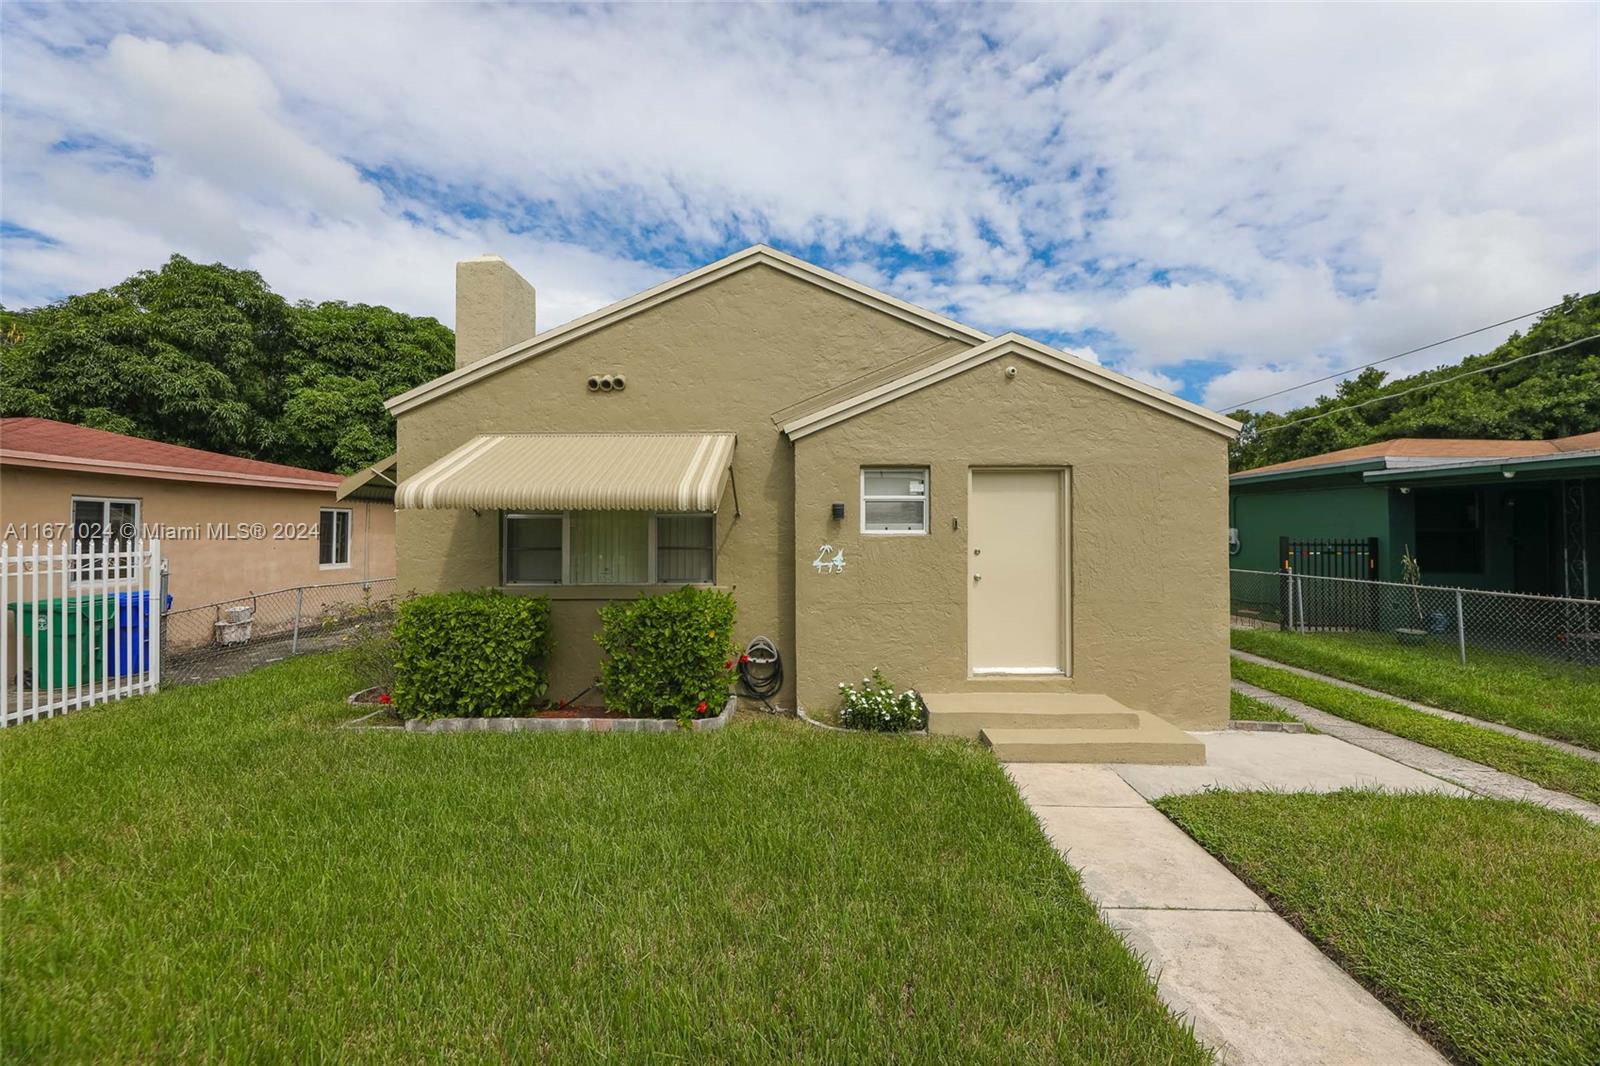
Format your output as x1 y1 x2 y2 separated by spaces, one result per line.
861 468 929 534
502 512 715 585
69 496 141 580
319 508 352 567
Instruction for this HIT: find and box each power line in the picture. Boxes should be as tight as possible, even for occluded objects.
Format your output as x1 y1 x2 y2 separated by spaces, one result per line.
1236 303 1561 407
1255 332 1600 436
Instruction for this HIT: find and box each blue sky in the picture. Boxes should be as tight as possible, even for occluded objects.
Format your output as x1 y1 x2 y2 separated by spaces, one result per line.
2 3 1596 411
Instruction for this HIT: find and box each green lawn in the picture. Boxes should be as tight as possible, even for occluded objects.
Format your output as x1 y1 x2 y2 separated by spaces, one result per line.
1157 791 1600 1066
1 654 1208 1063
1231 627 1600 751
1232 658 1600 806
1227 689 1303 724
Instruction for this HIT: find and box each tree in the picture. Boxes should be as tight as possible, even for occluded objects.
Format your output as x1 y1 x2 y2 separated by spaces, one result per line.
0 256 453 473
1229 293 1600 471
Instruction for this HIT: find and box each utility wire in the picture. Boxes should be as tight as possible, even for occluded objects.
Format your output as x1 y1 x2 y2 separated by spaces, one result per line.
1255 332 1600 436
1236 304 1561 407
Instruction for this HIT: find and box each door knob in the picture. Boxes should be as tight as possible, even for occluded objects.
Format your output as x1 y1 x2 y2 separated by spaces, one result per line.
973 573 982 582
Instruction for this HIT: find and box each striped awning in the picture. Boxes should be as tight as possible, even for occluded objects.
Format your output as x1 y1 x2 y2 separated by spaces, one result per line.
396 433 736 512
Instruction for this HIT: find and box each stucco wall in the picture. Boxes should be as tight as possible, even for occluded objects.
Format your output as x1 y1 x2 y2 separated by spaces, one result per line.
394 264 958 705
1229 482 1396 578
0 466 395 613
792 357 1232 728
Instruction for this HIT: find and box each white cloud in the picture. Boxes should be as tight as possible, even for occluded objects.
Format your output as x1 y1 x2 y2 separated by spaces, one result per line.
0 3 1594 407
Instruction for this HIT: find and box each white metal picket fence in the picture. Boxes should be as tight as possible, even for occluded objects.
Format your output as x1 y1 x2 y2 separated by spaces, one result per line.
1 540 163 727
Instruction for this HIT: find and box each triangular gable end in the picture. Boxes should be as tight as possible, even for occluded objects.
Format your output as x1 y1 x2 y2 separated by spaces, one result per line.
781 333 1242 441
385 245 992 417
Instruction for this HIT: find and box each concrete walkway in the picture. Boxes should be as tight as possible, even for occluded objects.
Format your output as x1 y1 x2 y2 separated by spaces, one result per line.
1232 679 1600 825
1009 750 1447 1066
1231 649 1600 764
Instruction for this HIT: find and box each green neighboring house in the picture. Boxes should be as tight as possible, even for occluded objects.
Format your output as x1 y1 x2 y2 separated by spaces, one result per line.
1230 432 1600 597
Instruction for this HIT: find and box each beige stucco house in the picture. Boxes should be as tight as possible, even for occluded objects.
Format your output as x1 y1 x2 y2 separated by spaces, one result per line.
388 246 1240 750
1 419 395 632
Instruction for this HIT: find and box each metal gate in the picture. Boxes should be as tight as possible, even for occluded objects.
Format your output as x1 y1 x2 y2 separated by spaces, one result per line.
1280 537 1380 630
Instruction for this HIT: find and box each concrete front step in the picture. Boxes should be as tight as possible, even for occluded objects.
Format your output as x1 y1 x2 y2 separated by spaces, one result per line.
932 705 1140 735
923 691 1206 765
926 692 1142 737
981 721 1206 765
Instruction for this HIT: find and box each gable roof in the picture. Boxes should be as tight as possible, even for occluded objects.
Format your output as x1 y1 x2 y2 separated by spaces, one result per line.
1233 431 1600 483
780 333 1241 440
0 417 342 492
385 245 991 417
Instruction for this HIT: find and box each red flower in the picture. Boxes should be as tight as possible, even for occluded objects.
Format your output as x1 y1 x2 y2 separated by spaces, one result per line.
377 692 392 705
724 659 734 670
697 700 708 714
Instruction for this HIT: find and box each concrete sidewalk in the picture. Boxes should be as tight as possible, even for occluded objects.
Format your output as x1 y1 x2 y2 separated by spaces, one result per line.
1231 649 1600 765
1232 679 1600 825
1008 746 1449 1066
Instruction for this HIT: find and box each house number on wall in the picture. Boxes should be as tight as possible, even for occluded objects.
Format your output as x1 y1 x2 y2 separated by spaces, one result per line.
812 544 846 574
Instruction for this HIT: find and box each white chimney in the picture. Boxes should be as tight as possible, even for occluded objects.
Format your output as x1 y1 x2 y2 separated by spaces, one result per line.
455 255 536 369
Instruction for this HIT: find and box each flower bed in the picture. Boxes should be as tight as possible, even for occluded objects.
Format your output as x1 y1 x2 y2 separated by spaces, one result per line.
837 669 926 732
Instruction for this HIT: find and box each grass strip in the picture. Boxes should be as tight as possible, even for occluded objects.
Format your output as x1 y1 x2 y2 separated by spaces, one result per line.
1231 627 1600 751
1232 657 1600 806
1157 790 1600 1066
1 652 1209 1063
1228 689 1302 724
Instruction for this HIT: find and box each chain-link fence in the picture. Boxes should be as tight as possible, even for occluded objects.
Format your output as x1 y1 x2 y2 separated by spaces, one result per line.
1231 568 1600 665
161 577 396 685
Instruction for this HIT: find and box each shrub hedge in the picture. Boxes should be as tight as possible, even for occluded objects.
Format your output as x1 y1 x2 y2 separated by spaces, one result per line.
391 590 552 719
596 587 738 724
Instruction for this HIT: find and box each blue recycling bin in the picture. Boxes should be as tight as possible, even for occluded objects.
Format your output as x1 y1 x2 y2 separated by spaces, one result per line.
107 590 152 679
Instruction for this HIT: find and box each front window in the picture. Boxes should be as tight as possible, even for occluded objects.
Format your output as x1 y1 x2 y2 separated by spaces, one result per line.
319 508 352 567
69 496 141 580
502 512 715 585
861 467 929 534
570 512 650 584
1414 489 1483 574
504 514 564 584
656 514 715 583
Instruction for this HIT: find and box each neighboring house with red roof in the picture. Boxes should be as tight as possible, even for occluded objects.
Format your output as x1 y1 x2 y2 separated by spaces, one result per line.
1230 431 1600 596
1 418 395 622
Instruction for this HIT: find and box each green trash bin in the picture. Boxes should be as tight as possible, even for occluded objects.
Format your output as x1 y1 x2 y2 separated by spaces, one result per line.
7 597 110 689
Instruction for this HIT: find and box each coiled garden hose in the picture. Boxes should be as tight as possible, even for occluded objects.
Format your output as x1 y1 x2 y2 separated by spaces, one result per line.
738 635 783 712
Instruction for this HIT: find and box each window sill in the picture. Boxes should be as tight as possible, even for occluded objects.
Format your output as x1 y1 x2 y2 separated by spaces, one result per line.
319 562 352 571
500 583 724 600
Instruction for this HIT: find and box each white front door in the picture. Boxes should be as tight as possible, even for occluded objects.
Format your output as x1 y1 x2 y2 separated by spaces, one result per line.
967 468 1068 674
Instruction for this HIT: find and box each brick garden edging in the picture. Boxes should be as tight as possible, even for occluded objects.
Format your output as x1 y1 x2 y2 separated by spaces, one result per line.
387 693 738 734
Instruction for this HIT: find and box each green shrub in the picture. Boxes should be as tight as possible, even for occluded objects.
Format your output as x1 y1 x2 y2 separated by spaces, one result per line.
391 590 552 719
837 669 926 732
596 587 738 725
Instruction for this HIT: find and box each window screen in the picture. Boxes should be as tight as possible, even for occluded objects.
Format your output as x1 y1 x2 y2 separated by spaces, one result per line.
656 514 715 583
319 508 352 567
504 514 564 584
862 468 929 533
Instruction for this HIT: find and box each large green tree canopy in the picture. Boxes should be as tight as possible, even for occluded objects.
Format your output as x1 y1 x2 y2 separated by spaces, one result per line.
1229 293 1600 472
0 256 453 474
